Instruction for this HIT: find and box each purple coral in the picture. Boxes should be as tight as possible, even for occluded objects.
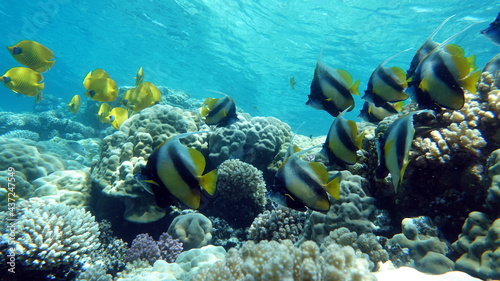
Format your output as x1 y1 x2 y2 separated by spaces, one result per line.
158 232 183 262
125 233 183 265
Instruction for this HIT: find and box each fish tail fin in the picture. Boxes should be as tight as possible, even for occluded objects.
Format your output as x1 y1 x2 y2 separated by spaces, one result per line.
462 70 481 94
325 176 341 200
351 79 361 96
46 60 55 71
393 101 405 112
200 169 217 195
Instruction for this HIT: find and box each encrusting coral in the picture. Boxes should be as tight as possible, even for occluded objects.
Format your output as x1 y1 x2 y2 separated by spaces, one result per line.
192 239 376 281
168 213 213 250
451 211 500 280
206 159 267 227
2 198 100 270
486 148 500 215
387 217 453 275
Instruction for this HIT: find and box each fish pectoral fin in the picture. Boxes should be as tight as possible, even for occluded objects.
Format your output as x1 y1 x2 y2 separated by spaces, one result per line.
324 176 341 200
307 162 329 183
200 169 217 195
462 70 481 94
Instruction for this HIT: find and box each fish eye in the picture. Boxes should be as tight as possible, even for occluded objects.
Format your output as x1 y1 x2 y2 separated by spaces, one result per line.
2 76 11 83
109 115 115 122
88 90 96 97
12 47 22 55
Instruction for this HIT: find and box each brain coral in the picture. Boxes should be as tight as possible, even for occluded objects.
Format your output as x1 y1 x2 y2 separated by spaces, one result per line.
2 198 100 270
207 113 292 177
205 159 267 227
168 213 212 250
91 104 205 222
192 239 376 281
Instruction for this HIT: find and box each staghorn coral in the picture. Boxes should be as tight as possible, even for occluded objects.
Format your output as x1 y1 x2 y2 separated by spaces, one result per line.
206 159 267 227
91 104 205 223
192 239 376 281
387 216 453 275
3 198 100 270
168 213 212 250
299 171 378 245
247 207 306 243
451 211 500 280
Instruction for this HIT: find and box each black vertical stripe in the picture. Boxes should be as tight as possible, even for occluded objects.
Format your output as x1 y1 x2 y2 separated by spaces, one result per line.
167 144 199 188
379 68 404 92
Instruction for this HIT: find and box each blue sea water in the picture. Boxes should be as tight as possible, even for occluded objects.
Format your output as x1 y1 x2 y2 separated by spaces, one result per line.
0 0 498 136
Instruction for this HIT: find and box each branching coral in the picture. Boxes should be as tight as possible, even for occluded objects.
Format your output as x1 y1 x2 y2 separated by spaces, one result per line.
247 207 306 243
125 232 183 265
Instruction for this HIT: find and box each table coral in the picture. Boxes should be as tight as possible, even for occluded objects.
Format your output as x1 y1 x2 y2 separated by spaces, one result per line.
192 239 376 281
451 211 500 280
206 159 267 227
168 213 212 250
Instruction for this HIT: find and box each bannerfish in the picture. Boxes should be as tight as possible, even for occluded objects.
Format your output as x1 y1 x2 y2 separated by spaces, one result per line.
201 95 239 127
134 131 217 209
481 12 500 45
6 40 55 73
375 110 432 192
68 94 82 114
97 103 112 123
1 67 44 101
269 146 341 212
320 108 364 166
483 53 500 80
407 43 481 110
108 107 128 129
362 49 411 106
407 15 455 80
306 48 360 117
358 101 402 124
289 75 296 90
136 67 144 86
122 82 161 113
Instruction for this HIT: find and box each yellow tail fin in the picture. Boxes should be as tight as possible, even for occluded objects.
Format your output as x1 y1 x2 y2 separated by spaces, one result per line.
324 176 341 200
200 170 217 195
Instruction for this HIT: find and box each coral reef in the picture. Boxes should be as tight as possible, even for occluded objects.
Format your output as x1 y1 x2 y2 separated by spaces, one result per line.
168 213 212 250
126 232 182 265
91 104 205 223
205 159 267 227
3 198 100 270
387 217 453 274
299 171 378 244
0 110 96 140
0 129 40 141
247 207 306 243
451 211 500 279
192 239 376 281
210 217 245 250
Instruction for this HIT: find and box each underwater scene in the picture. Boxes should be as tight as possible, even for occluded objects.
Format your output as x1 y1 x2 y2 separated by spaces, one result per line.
1 0 500 280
